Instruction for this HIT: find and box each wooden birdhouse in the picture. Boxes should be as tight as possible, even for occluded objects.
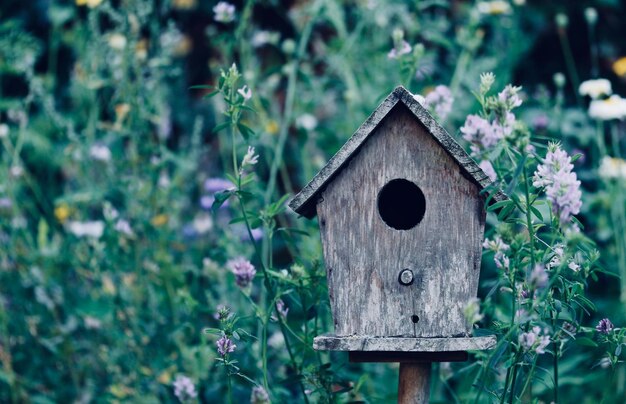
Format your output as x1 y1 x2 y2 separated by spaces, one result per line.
289 86 505 366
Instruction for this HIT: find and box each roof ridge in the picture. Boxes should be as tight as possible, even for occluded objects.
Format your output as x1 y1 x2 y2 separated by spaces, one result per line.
288 86 506 218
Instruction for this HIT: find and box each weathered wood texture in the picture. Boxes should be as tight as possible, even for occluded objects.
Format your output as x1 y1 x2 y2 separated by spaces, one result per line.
398 363 431 404
289 86 506 219
314 334 496 351
316 104 486 337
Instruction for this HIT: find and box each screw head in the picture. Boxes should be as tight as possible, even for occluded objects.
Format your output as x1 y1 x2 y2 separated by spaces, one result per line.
398 269 414 286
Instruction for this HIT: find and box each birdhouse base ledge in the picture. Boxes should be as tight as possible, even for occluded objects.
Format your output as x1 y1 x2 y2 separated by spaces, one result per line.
313 334 496 353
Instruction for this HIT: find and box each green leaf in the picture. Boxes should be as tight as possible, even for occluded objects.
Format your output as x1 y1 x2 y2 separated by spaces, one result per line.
212 190 233 213
530 206 544 221
574 337 598 347
487 199 513 212
212 122 230 134
189 85 214 90
237 123 255 140
306 306 317 320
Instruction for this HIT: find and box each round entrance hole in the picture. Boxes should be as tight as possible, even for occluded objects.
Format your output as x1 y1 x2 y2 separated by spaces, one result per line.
377 178 426 230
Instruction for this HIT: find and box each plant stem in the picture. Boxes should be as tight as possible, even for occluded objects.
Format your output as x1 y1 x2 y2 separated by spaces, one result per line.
500 365 512 404
611 122 622 158
557 27 583 109
237 195 310 404
263 0 320 206
551 311 559 403
519 357 537 400
227 369 233 404
509 361 519 404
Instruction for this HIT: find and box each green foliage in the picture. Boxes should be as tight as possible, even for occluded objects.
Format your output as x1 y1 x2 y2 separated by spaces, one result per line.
0 0 626 403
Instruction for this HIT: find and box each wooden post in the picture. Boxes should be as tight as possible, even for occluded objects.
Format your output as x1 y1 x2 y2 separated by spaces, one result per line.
398 362 431 404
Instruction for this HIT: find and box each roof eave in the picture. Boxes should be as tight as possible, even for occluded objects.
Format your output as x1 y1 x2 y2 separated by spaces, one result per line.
288 86 508 219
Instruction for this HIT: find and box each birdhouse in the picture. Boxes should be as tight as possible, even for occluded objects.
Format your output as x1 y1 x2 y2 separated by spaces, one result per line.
289 86 504 358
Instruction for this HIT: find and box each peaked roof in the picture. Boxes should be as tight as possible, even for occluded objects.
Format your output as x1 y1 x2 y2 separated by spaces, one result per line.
289 86 507 219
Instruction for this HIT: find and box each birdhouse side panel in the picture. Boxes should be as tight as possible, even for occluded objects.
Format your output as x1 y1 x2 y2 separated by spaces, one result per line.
316 104 486 338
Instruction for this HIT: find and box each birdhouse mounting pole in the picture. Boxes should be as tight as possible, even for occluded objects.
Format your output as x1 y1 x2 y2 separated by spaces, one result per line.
398 362 431 404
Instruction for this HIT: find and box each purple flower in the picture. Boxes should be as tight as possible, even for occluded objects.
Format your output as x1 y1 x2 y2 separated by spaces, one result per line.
214 304 231 321
596 318 614 334
533 114 549 131
216 335 236 356
251 386 270 404
562 322 577 335
519 326 551 354
460 115 502 155
276 299 289 320
204 178 235 193
423 85 453 121
479 160 497 182
483 236 510 271
532 144 582 225
213 2 235 23
497 84 523 109
0 197 11 209
530 264 548 289
387 40 411 59
173 375 197 402
228 257 256 288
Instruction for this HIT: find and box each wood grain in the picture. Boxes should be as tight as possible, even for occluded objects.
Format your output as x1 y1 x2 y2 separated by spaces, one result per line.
398 363 431 404
316 104 486 338
313 334 497 352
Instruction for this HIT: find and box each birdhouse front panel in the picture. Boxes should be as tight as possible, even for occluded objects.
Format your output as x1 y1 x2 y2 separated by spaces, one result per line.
316 103 486 338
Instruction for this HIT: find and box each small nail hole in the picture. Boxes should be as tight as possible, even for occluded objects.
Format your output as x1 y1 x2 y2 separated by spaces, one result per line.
411 315 419 324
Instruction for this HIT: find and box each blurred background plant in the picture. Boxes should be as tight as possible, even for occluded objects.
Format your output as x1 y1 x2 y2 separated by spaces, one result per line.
0 0 625 402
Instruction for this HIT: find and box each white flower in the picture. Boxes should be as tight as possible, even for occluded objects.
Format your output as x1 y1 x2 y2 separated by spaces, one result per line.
296 114 318 131
193 213 213 235
598 156 626 180
84 316 102 329
89 144 112 162
568 261 580 272
251 31 279 47
477 1 512 15
108 33 127 50
0 123 8 138
10 165 23 178
579 79 612 99
115 219 133 236
240 146 259 172
213 2 235 23
67 221 104 238
588 95 626 120
237 85 252 101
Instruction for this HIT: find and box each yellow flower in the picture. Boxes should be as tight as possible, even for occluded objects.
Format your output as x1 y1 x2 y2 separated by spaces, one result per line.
54 204 71 223
151 214 169 227
114 103 131 123
135 39 149 61
157 370 172 384
613 57 626 77
172 0 197 10
173 36 193 57
265 120 279 135
102 274 116 295
76 0 103 8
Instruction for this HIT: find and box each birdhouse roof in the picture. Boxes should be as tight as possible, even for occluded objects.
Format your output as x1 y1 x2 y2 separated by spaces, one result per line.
289 86 507 219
